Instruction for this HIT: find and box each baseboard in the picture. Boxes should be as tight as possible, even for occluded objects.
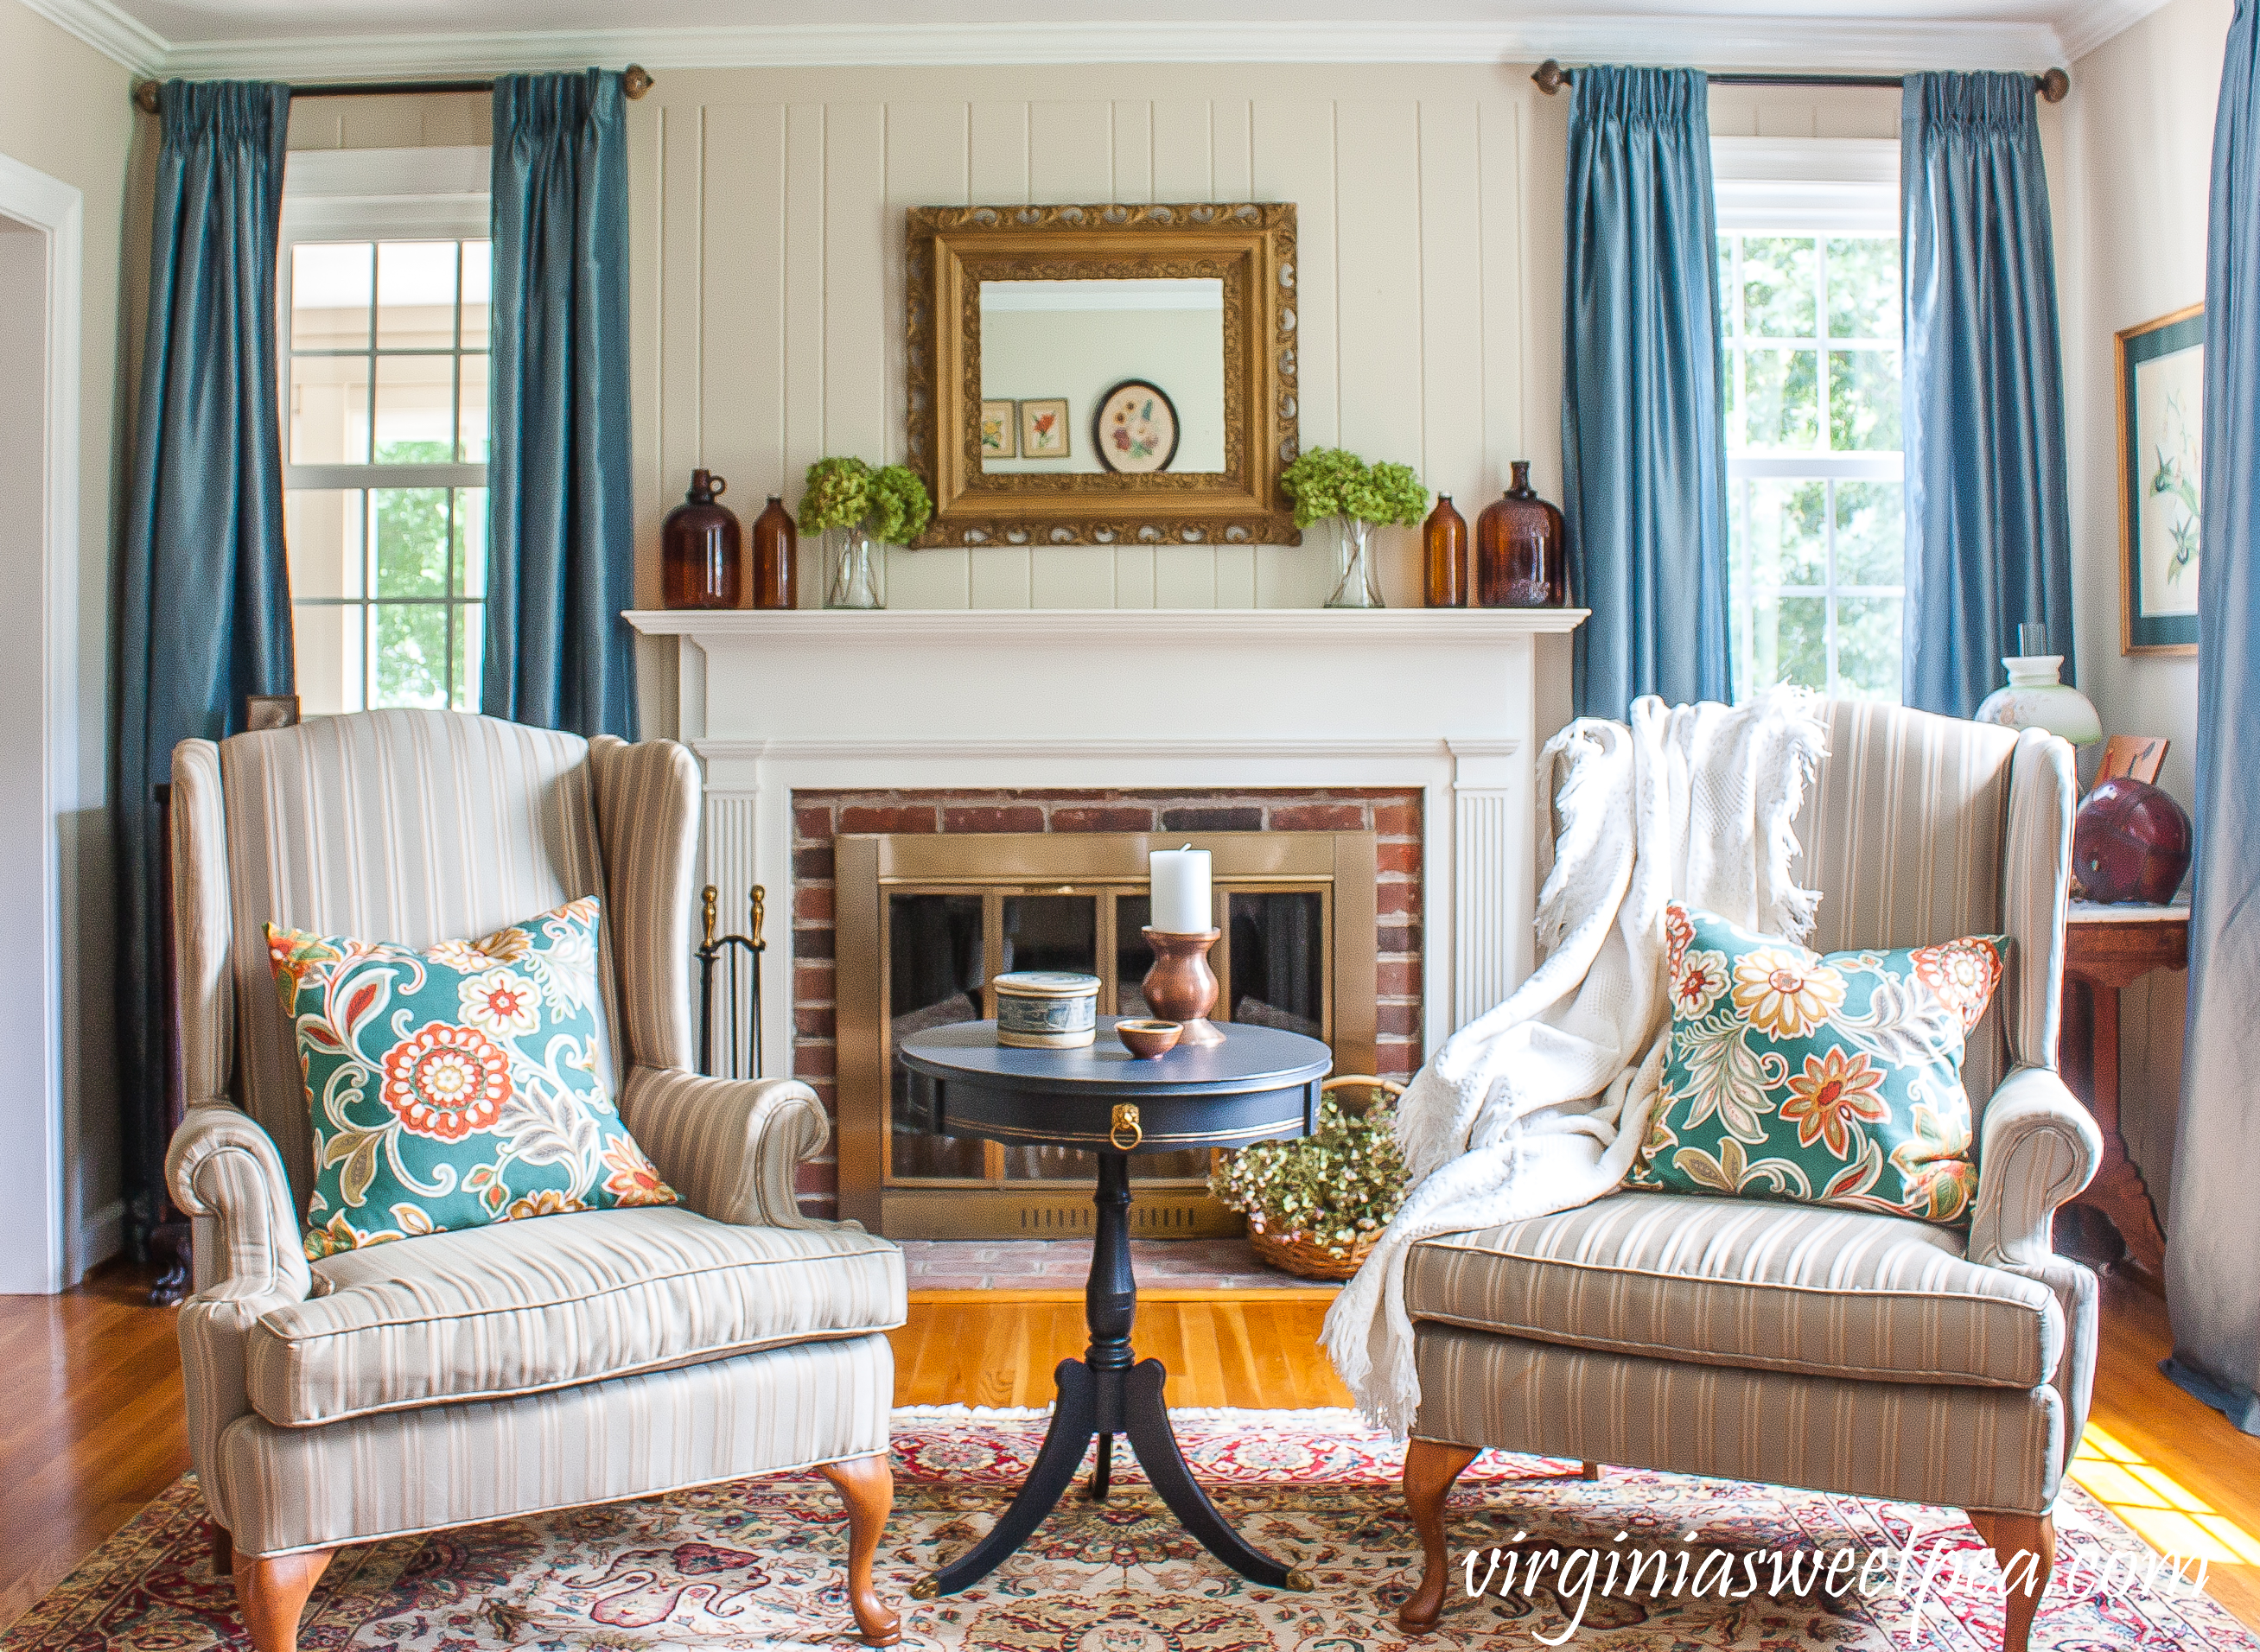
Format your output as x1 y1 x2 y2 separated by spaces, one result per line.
74 1198 124 1280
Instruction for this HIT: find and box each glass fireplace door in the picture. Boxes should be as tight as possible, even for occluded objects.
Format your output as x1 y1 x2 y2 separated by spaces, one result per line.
836 829 1378 1239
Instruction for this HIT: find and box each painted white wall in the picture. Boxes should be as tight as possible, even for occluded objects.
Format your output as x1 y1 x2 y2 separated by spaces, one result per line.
2059 0 2231 1226
1 0 135 1286
0 213 66 1293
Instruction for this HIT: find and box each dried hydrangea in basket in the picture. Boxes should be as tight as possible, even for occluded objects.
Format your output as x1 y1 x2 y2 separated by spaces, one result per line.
1209 1080 1409 1280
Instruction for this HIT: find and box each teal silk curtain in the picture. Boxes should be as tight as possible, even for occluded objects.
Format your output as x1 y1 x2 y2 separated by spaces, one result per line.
1560 66 1732 719
1900 72 2075 716
113 79 294 1242
2165 0 2260 1434
486 70 638 739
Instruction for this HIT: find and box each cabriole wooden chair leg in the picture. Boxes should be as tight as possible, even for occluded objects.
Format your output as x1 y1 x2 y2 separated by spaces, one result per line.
230 1548 334 1652
1398 1439 1482 1633
1970 1510 2055 1652
211 1521 232 1577
818 1453 901 1646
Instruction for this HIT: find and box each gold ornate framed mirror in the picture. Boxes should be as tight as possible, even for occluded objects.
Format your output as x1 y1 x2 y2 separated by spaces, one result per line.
905 202 1299 548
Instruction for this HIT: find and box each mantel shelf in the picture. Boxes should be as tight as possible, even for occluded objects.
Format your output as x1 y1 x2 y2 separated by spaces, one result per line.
627 607 1590 642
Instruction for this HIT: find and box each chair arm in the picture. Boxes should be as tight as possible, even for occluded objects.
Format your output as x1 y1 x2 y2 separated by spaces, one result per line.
166 1103 312 1304
620 1065 845 1229
1970 1064 2103 1463
1969 1065 2101 1272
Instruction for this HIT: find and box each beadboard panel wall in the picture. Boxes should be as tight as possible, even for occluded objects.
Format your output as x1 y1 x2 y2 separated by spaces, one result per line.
627 65 1563 631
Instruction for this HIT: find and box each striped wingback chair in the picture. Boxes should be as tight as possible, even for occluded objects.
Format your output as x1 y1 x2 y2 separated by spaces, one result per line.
1397 701 2101 1652
163 710 906 1652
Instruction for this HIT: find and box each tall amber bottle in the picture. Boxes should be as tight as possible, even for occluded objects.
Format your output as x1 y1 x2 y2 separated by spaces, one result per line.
660 469 742 609
1423 495 1468 607
1475 461 1567 607
750 496 798 609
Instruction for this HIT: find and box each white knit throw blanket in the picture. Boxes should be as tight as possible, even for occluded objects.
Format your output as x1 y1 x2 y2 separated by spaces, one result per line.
1321 692 1829 1434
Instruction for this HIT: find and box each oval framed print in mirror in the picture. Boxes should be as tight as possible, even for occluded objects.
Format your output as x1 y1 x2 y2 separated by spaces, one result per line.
1093 379 1181 473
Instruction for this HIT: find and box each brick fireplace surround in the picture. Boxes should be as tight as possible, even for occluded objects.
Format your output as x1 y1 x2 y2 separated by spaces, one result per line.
788 785 1422 1218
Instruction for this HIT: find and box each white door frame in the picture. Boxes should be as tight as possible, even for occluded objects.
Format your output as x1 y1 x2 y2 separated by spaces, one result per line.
0 151 82 1294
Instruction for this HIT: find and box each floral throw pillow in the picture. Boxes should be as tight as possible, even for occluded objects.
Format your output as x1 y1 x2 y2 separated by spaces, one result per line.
266 897 676 1260
1626 902 2007 1225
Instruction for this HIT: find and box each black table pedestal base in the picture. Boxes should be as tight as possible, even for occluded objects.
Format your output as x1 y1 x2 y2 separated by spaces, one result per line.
912 1153 1309 1599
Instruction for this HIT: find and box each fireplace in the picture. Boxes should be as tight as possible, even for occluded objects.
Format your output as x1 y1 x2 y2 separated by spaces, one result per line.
827 820 1390 1238
627 606 1588 1222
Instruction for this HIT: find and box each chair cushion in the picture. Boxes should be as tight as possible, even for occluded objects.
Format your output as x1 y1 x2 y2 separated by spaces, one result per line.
1627 903 2004 1225
1406 1191 2060 1389
245 1205 905 1426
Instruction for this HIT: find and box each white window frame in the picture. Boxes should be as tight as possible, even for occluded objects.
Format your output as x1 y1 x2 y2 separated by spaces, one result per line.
1714 137 1905 702
278 146 492 712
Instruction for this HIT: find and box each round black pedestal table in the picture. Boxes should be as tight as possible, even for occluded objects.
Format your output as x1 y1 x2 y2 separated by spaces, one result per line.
897 1017 1333 1598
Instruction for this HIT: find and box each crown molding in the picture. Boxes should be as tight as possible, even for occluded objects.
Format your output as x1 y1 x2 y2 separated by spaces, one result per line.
14 0 166 74
129 15 2074 83
2055 0 2178 61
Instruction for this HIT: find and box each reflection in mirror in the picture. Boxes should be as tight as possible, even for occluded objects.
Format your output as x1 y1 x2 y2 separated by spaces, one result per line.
978 277 1225 475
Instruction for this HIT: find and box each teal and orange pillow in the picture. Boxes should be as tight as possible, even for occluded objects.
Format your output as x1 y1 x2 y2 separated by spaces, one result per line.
1627 902 2006 1225
267 897 676 1260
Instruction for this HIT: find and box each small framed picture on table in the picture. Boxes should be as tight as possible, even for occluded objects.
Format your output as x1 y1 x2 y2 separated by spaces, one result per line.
2118 303 2204 655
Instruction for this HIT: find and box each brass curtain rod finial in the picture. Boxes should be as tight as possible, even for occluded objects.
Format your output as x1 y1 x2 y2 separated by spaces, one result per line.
133 79 162 113
1531 59 1569 96
622 64 654 99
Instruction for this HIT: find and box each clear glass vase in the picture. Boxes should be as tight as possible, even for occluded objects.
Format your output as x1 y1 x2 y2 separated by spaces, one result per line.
824 524 886 610
1325 517 1385 609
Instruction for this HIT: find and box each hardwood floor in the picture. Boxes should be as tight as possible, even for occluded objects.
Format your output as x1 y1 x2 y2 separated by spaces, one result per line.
5 1263 2258 1634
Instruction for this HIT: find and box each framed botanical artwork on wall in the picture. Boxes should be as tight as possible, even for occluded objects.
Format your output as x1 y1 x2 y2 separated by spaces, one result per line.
1093 378 1181 473
981 400 1016 459
1019 398 1070 459
2118 303 2205 655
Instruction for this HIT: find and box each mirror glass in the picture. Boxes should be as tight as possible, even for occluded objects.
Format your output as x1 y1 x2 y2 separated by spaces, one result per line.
977 277 1226 475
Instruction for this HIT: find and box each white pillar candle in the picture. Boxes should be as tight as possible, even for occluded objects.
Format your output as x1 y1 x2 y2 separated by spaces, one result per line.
1149 846 1213 934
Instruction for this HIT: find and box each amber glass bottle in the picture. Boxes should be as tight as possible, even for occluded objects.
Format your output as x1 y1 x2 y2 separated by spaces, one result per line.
750 496 798 609
1423 495 1468 607
660 469 742 609
1475 461 1567 607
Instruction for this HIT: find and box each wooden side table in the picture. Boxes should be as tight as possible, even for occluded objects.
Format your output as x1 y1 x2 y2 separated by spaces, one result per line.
897 1017 1332 1598
2059 899 2188 1289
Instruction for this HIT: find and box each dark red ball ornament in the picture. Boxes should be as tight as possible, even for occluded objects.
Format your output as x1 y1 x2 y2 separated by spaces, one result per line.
2072 777 2192 905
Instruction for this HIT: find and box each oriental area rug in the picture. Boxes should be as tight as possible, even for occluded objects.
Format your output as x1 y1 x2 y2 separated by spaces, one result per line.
7 1407 2253 1651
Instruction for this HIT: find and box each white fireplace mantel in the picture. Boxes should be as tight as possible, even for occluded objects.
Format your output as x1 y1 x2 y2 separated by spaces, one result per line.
629 607 1587 1071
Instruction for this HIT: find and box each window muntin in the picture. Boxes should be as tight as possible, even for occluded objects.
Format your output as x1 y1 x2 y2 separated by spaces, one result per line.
283 235 490 715
1719 230 1905 703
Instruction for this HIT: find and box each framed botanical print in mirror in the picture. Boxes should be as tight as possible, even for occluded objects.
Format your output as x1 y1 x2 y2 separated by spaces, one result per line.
905 201 1299 548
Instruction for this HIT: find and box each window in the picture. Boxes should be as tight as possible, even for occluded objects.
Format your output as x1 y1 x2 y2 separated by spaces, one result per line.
280 148 491 715
1715 140 1903 702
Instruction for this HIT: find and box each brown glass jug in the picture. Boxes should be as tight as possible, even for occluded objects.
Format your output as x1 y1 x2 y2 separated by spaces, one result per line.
1475 461 1567 607
1423 494 1468 607
750 496 798 609
661 469 742 609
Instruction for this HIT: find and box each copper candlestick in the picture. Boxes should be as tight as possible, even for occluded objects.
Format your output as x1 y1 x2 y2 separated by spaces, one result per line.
1140 927 1225 1046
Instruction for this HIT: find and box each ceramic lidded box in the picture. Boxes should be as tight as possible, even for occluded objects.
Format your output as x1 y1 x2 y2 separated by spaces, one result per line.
995 971 1100 1049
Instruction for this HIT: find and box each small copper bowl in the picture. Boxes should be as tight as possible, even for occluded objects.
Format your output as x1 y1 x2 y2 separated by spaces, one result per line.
1116 1019 1183 1058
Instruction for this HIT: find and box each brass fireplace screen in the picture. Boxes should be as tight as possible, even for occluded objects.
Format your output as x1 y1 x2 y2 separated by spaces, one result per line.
834 831 1378 1239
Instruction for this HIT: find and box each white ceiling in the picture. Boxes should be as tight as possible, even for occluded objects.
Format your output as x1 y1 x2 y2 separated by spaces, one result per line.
19 0 2177 80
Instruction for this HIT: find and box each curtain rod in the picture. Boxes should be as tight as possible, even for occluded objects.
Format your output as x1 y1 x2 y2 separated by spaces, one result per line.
1531 60 2070 102
132 65 653 113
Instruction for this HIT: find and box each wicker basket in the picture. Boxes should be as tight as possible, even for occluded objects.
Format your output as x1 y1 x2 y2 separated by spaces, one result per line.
1248 1220 1381 1280
1234 1075 1406 1281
